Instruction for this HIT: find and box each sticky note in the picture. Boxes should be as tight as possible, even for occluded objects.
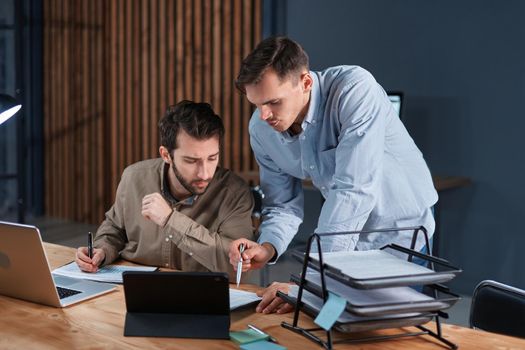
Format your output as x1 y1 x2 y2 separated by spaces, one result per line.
230 329 269 344
240 340 287 350
314 292 347 330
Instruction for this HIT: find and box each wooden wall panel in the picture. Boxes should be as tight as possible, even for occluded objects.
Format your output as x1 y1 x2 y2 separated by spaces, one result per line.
43 0 262 224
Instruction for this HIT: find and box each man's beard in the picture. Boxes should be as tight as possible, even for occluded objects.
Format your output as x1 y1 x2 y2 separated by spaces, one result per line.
171 160 211 196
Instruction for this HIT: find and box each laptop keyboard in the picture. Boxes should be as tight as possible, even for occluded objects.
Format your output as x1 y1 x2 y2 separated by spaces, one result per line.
56 286 82 299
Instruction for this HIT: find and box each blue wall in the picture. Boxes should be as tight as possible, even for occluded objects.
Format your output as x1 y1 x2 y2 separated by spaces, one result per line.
279 0 525 294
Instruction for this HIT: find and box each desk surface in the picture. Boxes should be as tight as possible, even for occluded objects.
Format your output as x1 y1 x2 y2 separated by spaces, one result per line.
0 243 522 350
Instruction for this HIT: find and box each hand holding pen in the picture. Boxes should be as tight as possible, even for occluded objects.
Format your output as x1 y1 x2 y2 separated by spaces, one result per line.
74 232 106 273
229 239 276 272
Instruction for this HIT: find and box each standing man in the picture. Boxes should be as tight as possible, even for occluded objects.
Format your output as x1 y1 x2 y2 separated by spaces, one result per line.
229 36 437 274
76 100 254 282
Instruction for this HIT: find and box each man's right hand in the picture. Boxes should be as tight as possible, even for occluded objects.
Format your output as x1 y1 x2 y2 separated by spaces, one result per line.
75 247 105 273
229 238 276 272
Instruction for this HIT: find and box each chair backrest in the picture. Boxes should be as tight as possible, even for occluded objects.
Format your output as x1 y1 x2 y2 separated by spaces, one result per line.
250 185 264 232
250 185 264 219
470 280 525 339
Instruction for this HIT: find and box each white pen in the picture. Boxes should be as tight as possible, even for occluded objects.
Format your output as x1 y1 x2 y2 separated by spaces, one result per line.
236 243 245 287
247 324 278 343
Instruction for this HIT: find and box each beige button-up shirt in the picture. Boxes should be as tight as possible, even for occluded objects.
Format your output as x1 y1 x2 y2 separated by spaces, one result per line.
94 158 255 281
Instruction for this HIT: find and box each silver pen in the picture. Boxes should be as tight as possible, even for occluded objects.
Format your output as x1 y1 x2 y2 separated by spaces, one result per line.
247 324 278 343
236 243 245 287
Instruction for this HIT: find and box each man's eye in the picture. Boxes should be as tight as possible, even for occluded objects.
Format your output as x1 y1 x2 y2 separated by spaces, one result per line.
185 159 197 164
270 100 280 105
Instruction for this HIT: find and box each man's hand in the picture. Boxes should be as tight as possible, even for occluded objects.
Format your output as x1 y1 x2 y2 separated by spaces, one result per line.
142 192 173 226
229 239 276 272
256 282 294 314
75 247 105 273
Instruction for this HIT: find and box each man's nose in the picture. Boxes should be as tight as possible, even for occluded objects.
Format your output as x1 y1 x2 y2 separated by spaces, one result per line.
259 106 272 120
197 163 210 179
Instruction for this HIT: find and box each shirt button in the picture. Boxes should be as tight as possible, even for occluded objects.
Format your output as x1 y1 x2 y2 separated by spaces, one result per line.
312 120 317 124
189 252 193 256
321 186 326 191
300 135 306 140
168 235 173 239
165 263 169 267
309 165 315 170
165 237 170 242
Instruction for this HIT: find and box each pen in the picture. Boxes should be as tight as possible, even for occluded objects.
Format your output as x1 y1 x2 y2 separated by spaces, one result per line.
87 231 93 259
236 243 245 287
247 324 278 343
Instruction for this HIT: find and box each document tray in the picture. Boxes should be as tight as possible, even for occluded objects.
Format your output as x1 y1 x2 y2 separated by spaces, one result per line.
290 270 459 317
277 289 434 333
293 244 461 289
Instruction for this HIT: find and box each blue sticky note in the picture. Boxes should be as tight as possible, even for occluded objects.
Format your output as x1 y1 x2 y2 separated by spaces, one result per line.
314 292 347 330
240 340 287 350
230 329 269 344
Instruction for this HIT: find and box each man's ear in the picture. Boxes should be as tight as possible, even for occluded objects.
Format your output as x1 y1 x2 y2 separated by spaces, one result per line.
159 146 172 163
301 72 313 92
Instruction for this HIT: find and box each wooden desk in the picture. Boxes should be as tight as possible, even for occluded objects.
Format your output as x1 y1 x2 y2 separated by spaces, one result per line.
1 243 522 350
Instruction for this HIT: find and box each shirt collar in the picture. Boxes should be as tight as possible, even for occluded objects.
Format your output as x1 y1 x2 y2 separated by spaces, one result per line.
161 162 197 207
302 71 320 127
279 71 320 143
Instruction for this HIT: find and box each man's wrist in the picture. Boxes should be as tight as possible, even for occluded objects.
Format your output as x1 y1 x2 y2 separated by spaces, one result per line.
161 208 174 227
261 242 277 263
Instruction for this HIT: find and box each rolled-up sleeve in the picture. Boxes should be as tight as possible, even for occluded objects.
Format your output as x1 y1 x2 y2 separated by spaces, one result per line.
251 130 304 260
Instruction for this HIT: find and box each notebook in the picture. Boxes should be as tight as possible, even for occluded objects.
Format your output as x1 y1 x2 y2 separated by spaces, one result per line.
0 221 117 307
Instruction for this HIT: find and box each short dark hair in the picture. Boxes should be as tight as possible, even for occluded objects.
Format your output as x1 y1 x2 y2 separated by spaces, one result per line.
158 100 224 154
235 36 309 94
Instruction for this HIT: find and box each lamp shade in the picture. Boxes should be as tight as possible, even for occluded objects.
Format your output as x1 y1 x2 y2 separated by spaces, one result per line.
0 94 22 126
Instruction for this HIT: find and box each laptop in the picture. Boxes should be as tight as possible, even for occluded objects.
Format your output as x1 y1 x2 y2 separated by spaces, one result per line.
123 271 230 339
0 221 117 307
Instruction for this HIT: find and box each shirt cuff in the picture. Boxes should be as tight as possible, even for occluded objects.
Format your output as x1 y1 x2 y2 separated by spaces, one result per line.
162 210 194 245
258 232 287 264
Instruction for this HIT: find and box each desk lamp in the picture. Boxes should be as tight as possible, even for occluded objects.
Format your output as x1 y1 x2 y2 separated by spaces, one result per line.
0 94 22 125
0 93 23 222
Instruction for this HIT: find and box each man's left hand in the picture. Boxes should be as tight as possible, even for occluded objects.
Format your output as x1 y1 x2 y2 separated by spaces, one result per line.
142 192 173 226
256 282 294 314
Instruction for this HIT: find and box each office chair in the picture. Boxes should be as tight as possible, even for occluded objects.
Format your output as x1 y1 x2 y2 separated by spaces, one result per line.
470 280 525 339
250 185 264 221
250 185 271 286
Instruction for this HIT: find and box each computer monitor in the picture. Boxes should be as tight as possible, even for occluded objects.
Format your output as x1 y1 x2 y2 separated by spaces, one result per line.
387 91 404 119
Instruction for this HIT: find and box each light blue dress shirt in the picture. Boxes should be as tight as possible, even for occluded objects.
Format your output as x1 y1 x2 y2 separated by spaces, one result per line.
250 66 438 258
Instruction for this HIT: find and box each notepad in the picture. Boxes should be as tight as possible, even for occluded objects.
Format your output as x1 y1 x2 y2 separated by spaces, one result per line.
230 329 269 344
52 261 157 283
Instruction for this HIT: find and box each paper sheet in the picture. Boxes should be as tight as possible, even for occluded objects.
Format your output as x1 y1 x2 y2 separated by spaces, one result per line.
229 288 262 310
52 261 157 283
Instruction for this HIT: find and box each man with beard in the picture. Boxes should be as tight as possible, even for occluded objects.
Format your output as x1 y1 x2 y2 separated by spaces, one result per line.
75 100 254 281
